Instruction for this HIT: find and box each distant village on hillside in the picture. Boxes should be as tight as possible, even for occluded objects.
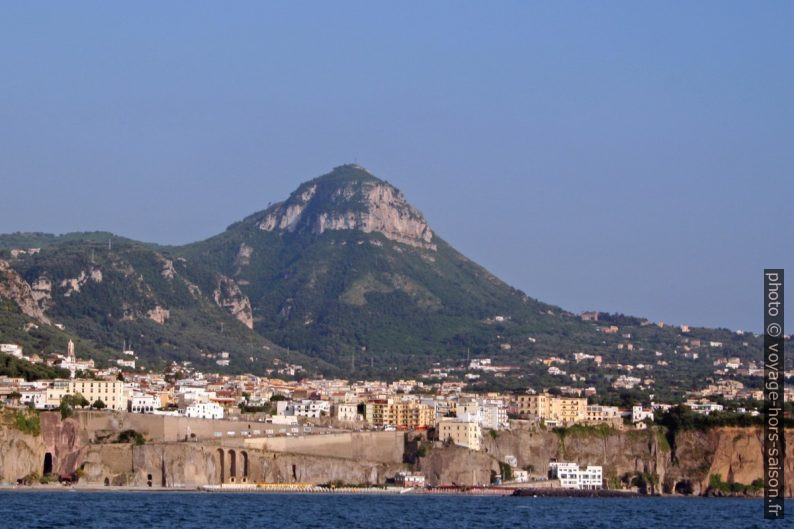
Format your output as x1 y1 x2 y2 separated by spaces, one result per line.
1 327 791 491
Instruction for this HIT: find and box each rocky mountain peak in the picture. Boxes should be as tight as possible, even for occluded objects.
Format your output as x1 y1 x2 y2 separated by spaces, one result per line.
257 165 436 250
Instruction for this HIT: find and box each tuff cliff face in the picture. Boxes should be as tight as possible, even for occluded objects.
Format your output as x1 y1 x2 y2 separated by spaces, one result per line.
427 426 794 496
668 427 789 496
0 411 405 487
0 411 88 483
1 412 792 495
258 165 436 250
0 260 50 324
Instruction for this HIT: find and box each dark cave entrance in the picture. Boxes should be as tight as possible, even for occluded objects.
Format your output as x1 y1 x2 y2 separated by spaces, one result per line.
43 452 53 475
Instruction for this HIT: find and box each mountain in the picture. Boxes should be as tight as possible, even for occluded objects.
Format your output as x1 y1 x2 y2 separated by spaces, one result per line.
0 165 768 396
178 165 569 368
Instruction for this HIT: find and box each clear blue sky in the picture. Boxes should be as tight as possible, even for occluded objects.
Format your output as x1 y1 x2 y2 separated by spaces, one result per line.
1 2 791 332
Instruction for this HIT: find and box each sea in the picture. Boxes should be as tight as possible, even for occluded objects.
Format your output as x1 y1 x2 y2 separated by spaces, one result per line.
0 491 789 529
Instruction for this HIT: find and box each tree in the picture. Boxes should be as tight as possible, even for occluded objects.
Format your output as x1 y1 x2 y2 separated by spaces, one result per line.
71 393 90 408
59 393 90 418
91 399 106 410
59 398 73 419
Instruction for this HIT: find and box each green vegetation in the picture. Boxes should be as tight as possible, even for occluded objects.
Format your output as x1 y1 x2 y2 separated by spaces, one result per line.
116 429 145 445
553 423 616 440
39 473 58 484
13 409 41 436
59 393 89 419
708 473 764 495
239 401 273 414
621 471 661 494
498 462 513 482
1 166 784 392
0 352 69 381
656 405 794 457
656 428 671 452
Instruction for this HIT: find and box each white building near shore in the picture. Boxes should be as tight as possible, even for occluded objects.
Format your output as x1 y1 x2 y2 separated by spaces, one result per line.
549 462 603 490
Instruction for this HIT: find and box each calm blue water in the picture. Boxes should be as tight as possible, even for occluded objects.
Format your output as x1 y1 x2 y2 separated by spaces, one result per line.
0 492 790 528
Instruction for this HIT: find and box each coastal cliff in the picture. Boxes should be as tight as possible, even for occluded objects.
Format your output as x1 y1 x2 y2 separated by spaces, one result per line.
1 410 791 496
424 425 794 496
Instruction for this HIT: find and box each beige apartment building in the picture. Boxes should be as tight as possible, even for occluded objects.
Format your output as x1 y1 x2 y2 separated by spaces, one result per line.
69 379 128 411
437 419 482 451
585 404 622 427
365 399 435 429
516 393 587 426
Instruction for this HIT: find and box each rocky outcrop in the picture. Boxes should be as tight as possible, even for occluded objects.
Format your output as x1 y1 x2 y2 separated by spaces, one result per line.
146 305 170 324
59 268 103 297
445 426 793 496
0 411 90 482
258 165 436 250
0 259 50 324
213 275 254 329
0 415 46 481
419 445 500 486
234 243 253 269
666 427 790 496
160 259 176 280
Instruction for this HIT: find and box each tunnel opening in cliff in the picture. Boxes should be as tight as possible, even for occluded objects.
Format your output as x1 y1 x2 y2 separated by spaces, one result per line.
42 453 53 476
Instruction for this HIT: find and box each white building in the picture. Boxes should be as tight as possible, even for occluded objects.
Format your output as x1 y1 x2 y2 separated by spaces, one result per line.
20 390 46 408
268 414 298 425
549 462 603 490
116 358 136 369
129 393 160 414
276 399 330 418
631 405 654 424
480 400 509 430
176 386 215 407
455 399 508 431
394 471 425 488
59 340 96 378
185 402 224 420
334 403 360 422
685 400 724 415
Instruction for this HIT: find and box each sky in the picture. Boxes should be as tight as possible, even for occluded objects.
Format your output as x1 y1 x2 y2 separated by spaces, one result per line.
0 2 792 332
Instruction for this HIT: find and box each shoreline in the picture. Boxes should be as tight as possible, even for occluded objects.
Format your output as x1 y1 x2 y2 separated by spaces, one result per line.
0 484 778 498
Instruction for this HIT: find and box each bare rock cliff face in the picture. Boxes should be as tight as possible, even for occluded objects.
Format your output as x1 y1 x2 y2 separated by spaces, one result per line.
0 259 50 324
213 275 254 329
258 167 436 250
0 411 89 482
670 427 794 496
2 413 791 496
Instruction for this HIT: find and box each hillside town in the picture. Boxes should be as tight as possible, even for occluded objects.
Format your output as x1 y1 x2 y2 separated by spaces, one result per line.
1 337 790 492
